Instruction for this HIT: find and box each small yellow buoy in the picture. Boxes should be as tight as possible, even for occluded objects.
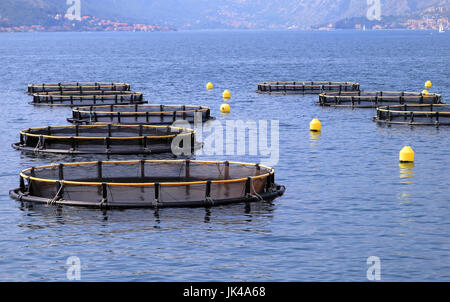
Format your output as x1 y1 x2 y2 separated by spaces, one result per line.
399 146 415 163
220 103 230 113
206 82 213 90
309 118 321 132
424 80 432 88
222 89 231 99
422 89 429 95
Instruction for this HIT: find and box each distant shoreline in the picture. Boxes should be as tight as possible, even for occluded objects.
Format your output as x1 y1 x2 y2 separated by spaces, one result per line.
0 28 446 34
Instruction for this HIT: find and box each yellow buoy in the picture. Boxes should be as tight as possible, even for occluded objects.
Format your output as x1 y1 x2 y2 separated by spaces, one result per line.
222 89 231 99
309 118 321 132
220 103 230 113
424 80 432 88
421 89 429 95
206 82 213 90
399 146 415 163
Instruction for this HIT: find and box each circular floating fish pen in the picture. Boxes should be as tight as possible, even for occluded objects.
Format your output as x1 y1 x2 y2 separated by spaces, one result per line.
374 104 450 126
10 160 286 208
68 104 212 125
28 82 131 94
12 124 196 155
256 81 360 94
318 91 442 108
30 91 145 107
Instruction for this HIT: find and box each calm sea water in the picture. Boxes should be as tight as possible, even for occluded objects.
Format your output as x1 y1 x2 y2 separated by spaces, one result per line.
0 30 449 281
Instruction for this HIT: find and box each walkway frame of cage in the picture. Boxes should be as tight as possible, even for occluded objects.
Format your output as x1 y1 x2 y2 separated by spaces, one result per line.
30 91 145 107
27 82 131 94
373 104 450 127
12 124 196 155
68 104 212 125
256 81 360 94
10 160 286 208
318 91 442 108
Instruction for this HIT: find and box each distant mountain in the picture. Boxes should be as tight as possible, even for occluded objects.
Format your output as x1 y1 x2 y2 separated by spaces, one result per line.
0 0 449 30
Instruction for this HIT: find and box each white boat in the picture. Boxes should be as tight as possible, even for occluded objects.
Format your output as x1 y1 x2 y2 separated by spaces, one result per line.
439 23 445 33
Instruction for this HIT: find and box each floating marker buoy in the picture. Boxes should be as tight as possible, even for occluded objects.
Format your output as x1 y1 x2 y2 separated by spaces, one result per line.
206 82 213 90
222 89 231 99
422 89 429 95
309 118 321 132
399 146 415 163
220 103 230 113
425 80 432 88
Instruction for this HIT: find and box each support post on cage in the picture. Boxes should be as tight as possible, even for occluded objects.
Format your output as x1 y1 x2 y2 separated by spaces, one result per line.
70 136 76 151
58 163 64 180
265 173 272 192
19 175 25 192
26 168 35 195
54 180 64 202
101 182 108 206
224 161 229 180
205 180 212 205
185 160 190 178
154 182 160 205
140 160 145 178
105 136 111 153
97 161 103 180
190 132 195 154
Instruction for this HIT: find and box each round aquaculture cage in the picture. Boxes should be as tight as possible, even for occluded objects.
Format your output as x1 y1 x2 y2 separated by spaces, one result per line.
318 91 442 108
27 82 131 94
374 104 450 126
256 81 360 94
30 91 145 107
68 104 212 125
12 124 196 155
10 160 286 208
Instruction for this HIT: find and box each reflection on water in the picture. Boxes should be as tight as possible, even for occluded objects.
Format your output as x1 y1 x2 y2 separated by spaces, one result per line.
309 131 321 147
399 162 415 184
17 200 276 231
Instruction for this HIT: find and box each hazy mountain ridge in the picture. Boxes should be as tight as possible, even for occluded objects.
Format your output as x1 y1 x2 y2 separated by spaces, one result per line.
0 0 449 30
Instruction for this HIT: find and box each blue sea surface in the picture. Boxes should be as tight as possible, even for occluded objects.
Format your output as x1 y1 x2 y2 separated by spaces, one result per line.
0 30 449 281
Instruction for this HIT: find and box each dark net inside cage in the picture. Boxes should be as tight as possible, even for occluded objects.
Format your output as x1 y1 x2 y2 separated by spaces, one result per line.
257 81 360 94
375 104 450 126
318 91 442 108
14 125 196 155
69 104 212 125
31 91 145 106
28 82 131 93
11 160 285 208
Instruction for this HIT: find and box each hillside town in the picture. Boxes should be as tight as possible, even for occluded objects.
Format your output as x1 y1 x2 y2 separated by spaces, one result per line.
0 15 174 32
